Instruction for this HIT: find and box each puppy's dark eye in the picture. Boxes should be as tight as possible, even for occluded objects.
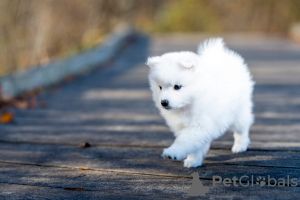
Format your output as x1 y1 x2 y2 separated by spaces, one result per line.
174 85 182 90
159 86 162 90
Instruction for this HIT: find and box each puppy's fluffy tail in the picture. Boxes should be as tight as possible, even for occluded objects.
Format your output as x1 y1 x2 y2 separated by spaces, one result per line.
197 37 225 55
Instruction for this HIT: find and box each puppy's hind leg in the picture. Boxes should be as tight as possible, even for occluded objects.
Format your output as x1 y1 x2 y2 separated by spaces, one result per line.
231 107 253 153
232 129 250 153
184 143 210 168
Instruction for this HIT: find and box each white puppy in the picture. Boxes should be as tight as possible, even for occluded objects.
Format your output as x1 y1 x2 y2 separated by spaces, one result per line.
147 38 254 168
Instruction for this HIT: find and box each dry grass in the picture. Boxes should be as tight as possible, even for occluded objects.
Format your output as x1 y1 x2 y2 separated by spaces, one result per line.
0 0 144 76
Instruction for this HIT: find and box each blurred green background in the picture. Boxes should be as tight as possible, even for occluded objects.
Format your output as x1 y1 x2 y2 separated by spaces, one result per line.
1 0 300 77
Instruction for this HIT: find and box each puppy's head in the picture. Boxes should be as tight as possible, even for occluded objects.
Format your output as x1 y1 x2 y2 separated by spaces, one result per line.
146 51 199 110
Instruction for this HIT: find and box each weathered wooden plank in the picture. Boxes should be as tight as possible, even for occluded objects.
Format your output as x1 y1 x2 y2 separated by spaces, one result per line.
3 122 300 135
1 125 299 142
1 125 300 151
7 109 300 122
5 94 300 110
1 163 300 200
212 141 300 151
0 142 299 186
0 183 156 200
0 163 185 199
4 111 300 127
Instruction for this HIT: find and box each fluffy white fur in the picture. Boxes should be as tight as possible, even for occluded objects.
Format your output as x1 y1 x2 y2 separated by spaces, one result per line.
146 38 254 168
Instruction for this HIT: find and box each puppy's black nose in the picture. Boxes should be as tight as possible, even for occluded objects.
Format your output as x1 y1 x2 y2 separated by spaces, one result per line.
161 100 169 107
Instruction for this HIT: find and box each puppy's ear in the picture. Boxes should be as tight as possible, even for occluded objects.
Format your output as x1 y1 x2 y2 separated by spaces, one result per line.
146 56 161 68
180 60 196 69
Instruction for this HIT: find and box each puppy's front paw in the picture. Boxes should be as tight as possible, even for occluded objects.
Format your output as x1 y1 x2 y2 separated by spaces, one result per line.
184 157 203 168
231 144 248 153
162 147 185 160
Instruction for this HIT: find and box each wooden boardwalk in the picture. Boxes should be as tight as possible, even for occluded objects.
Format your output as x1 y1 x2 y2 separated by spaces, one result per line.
1 34 300 199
